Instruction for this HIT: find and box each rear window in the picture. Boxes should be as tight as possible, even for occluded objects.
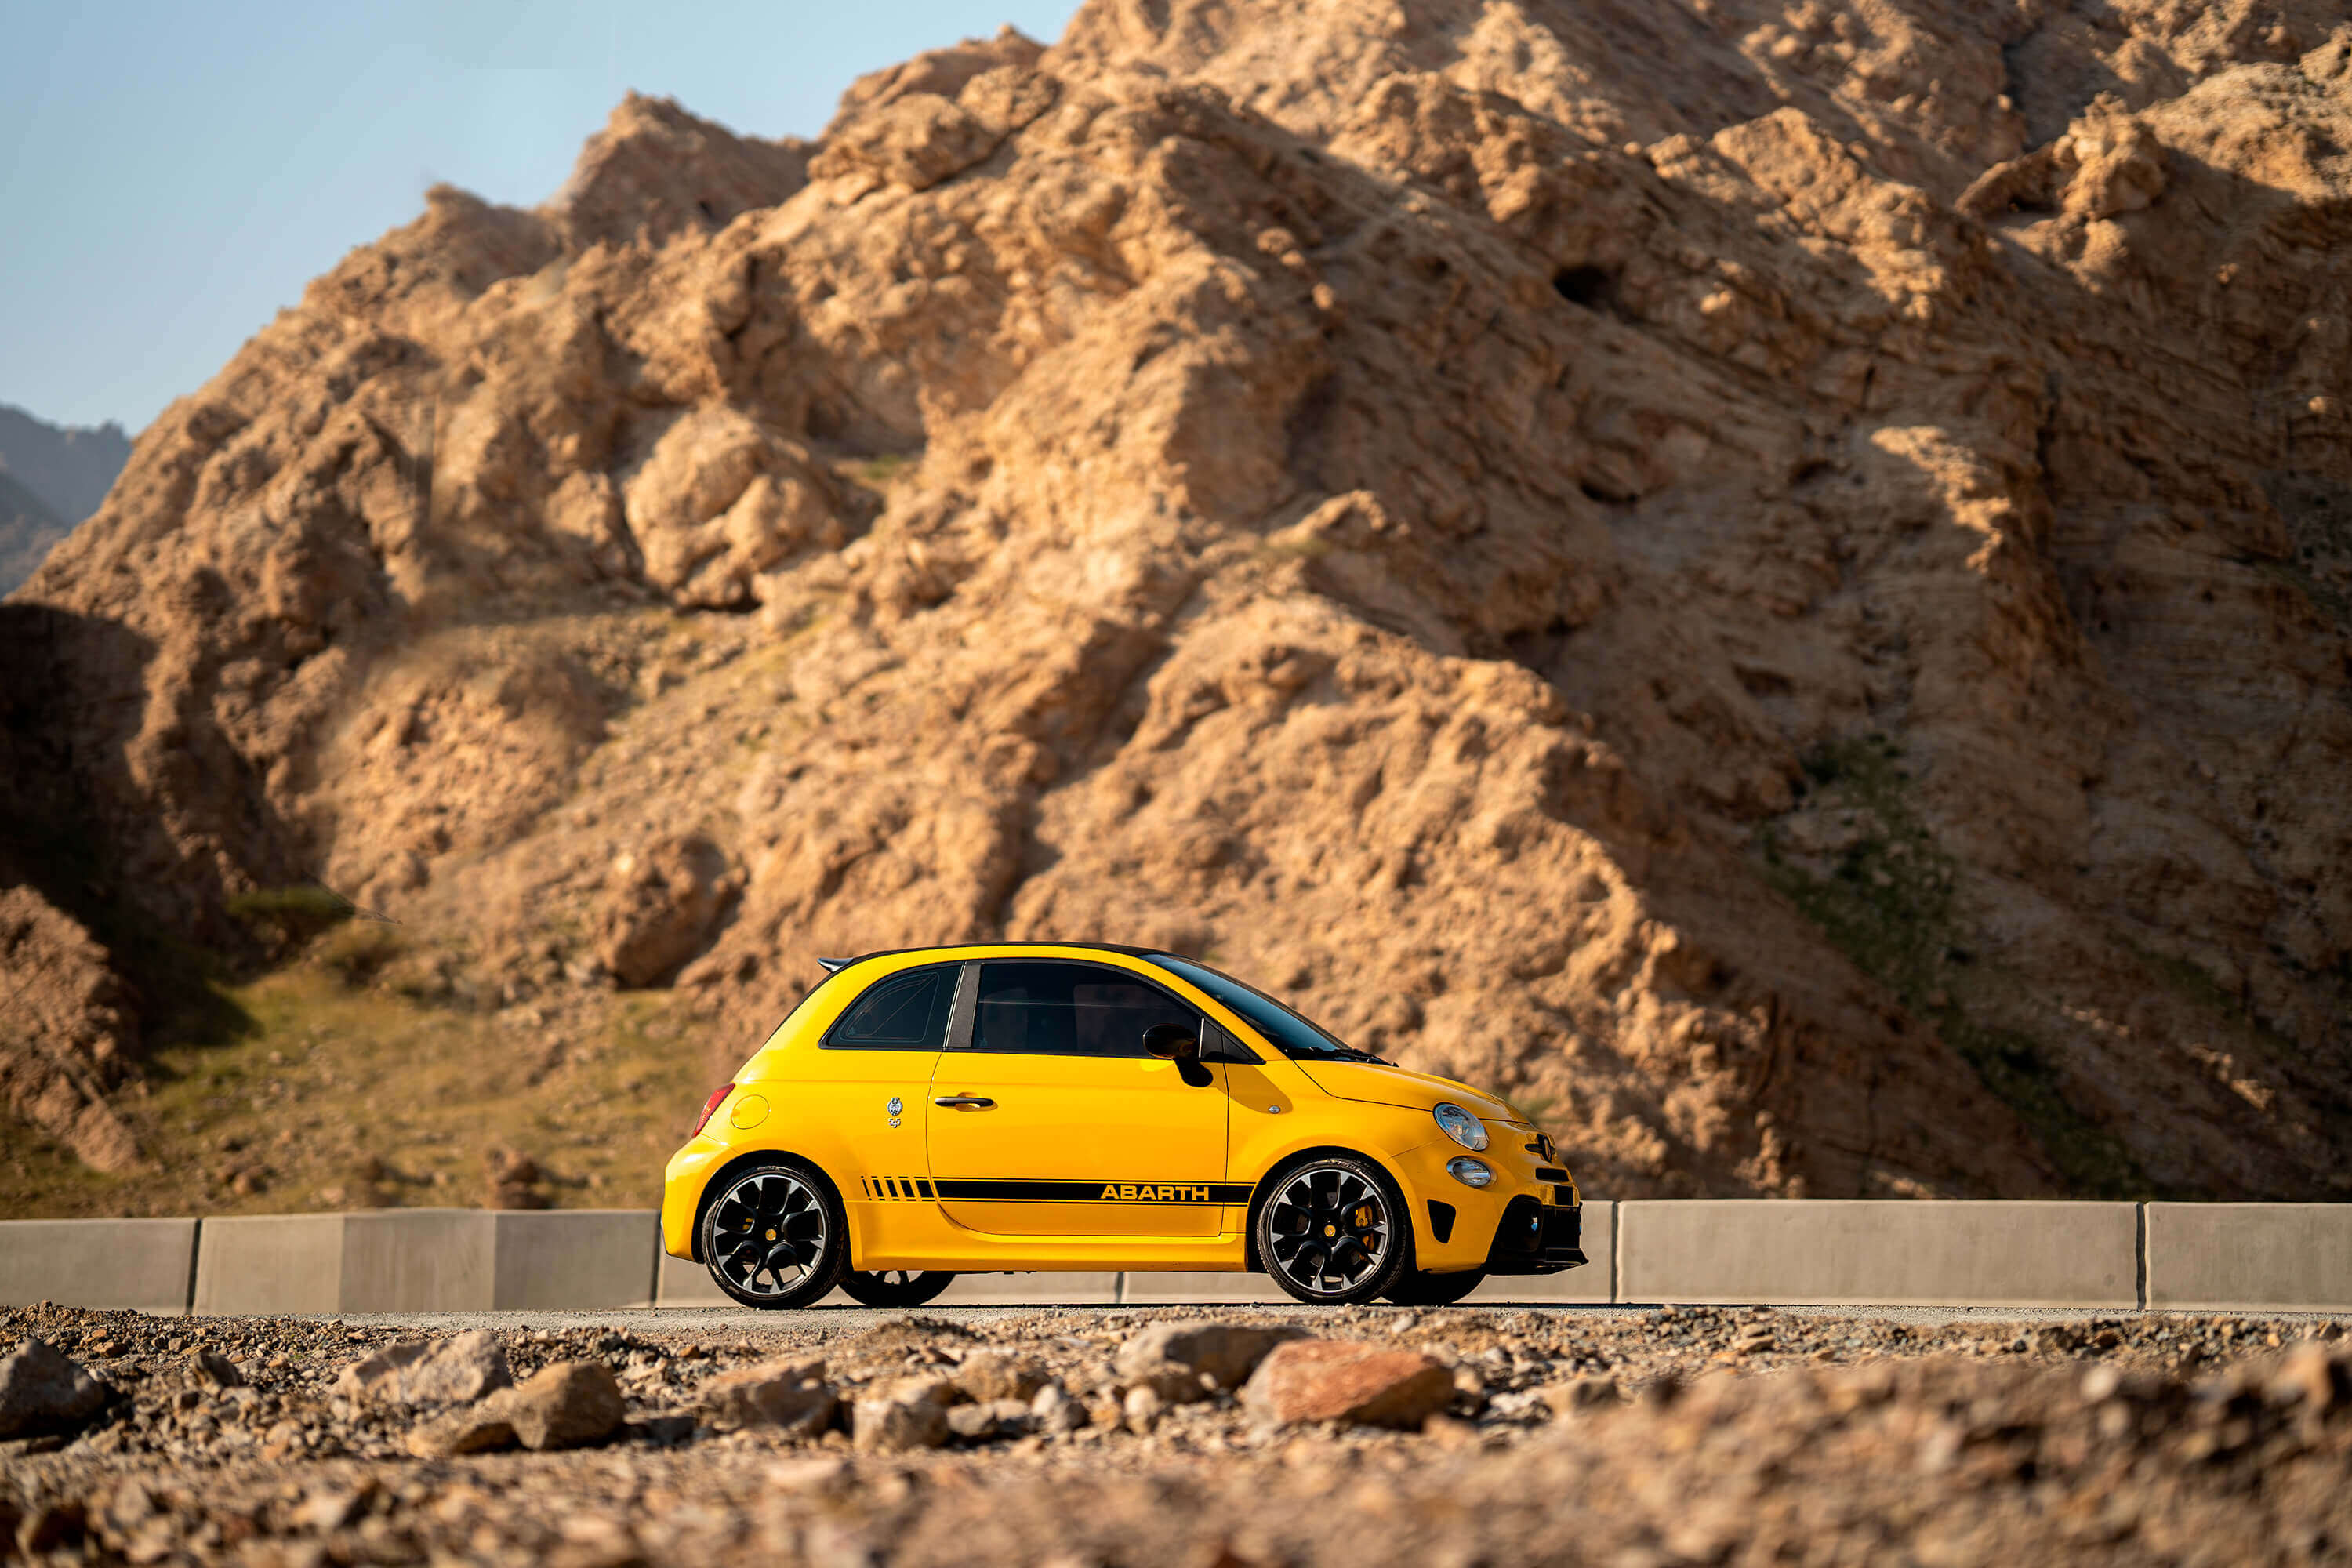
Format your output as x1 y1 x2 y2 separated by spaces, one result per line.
823 965 956 1050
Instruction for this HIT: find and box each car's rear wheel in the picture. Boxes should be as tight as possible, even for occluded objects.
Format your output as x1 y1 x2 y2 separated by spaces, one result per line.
1381 1269 1487 1307
837 1269 956 1308
1255 1154 1414 1306
699 1158 847 1309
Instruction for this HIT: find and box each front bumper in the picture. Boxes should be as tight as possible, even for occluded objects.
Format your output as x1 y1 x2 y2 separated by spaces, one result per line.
1391 1137 1585 1275
1483 1193 1588 1275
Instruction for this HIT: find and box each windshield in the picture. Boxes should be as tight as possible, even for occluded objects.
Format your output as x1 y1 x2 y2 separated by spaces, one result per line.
1146 955 1389 1064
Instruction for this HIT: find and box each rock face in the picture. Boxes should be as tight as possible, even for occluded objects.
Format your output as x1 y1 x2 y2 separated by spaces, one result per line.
10 4 2352 1200
0 885 143 1172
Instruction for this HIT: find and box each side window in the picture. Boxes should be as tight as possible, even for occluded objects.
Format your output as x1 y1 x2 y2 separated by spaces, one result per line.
971 961 1200 1058
823 965 955 1050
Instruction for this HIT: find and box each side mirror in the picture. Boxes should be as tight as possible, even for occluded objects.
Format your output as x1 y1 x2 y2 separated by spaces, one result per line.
1142 1023 1200 1062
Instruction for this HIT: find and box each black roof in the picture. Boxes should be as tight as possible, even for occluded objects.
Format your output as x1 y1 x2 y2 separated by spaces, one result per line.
815 941 1163 976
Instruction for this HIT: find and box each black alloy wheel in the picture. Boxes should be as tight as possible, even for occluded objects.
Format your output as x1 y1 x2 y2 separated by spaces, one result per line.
837 1269 956 1308
699 1159 846 1308
1381 1268 1488 1307
1256 1154 1414 1305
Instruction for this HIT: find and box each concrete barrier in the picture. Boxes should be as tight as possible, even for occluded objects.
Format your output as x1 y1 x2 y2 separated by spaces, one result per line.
197 1210 652 1314
194 1215 347 1315
1617 1200 2140 1308
29 1200 2352 1316
493 1211 658 1310
0 1219 199 1315
197 1212 495 1315
2146 1203 2352 1312
341 1211 495 1312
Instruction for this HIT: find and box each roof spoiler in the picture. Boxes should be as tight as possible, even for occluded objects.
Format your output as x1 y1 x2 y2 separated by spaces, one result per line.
817 956 851 975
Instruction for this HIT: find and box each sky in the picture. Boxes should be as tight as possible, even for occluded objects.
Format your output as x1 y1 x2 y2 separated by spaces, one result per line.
1 0 1082 435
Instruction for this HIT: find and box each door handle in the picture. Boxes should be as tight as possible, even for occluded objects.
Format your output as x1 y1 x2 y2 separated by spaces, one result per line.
934 1095 996 1109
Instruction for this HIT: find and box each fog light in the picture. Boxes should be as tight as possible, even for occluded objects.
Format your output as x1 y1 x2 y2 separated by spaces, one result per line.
1446 1156 1494 1189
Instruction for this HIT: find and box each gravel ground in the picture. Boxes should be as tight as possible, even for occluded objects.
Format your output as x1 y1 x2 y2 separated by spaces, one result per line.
2 1301 2348 1565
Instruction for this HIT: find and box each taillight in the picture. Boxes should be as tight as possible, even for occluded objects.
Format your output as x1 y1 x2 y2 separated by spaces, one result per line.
691 1083 734 1137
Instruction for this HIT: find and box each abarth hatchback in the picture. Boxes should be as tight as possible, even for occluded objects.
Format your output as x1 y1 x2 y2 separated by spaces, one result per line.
662 943 1584 1308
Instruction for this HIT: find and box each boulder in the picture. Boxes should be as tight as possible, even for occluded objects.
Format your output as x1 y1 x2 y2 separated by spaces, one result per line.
334 1331 511 1406
853 1376 961 1452
1029 1381 1087 1434
946 1399 1034 1440
405 1406 518 1459
953 1350 1050 1403
0 1338 109 1439
596 833 739 989
1240 1340 1455 1430
701 1357 838 1436
1116 1322 1311 1404
504 1361 626 1450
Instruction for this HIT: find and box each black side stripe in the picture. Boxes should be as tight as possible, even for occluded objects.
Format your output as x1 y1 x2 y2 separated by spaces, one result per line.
931 1179 1253 1204
854 1178 1246 1203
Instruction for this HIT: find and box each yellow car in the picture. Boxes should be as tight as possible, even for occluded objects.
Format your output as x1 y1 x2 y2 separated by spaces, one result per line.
662 943 1584 1308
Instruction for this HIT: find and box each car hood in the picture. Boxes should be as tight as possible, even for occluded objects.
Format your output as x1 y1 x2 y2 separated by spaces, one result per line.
1292 1061 1523 1123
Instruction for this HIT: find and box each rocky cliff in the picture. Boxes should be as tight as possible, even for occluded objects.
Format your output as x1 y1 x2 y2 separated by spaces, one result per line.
9 3 2352 1200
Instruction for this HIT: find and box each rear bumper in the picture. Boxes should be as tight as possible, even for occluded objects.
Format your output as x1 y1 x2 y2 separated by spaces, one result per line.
1483 1194 1587 1275
662 1138 728 1261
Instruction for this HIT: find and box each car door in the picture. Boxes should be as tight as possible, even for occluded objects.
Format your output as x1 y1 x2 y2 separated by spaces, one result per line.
926 958 1232 1237
798 961 960 1226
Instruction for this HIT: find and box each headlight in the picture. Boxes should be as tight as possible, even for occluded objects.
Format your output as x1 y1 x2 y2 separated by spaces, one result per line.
1446 1156 1494 1188
1433 1102 1489 1151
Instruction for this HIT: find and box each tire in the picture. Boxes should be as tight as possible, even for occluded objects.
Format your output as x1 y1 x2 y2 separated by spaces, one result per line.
837 1269 956 1308
1382 1269 1487 1307
1254 1153 1416 1306
698 1157 848 1309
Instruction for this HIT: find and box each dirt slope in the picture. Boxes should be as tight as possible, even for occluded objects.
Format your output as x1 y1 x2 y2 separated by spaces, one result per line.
8 4 2352 1203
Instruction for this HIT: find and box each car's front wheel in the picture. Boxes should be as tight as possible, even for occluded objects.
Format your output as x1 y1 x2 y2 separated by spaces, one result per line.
1254 1154 1414 1306
1382 1269 1486 1307
699 1158 847 1309
837 1270 956 1308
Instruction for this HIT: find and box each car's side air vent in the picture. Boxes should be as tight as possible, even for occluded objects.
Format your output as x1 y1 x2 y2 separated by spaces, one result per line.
1426 1200 1457 1244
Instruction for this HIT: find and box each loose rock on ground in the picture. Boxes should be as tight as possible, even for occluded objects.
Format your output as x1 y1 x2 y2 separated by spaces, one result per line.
1 1301 2348 1563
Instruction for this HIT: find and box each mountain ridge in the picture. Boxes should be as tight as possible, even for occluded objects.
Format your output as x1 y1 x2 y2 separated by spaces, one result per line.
5 2 2352 1206
0 402 131 593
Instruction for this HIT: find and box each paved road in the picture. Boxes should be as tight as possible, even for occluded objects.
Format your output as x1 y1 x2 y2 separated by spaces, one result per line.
245 1301 2334 1335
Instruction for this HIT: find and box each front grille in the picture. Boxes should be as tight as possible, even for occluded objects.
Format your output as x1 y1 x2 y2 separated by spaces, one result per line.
1481 1196 1581 1273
